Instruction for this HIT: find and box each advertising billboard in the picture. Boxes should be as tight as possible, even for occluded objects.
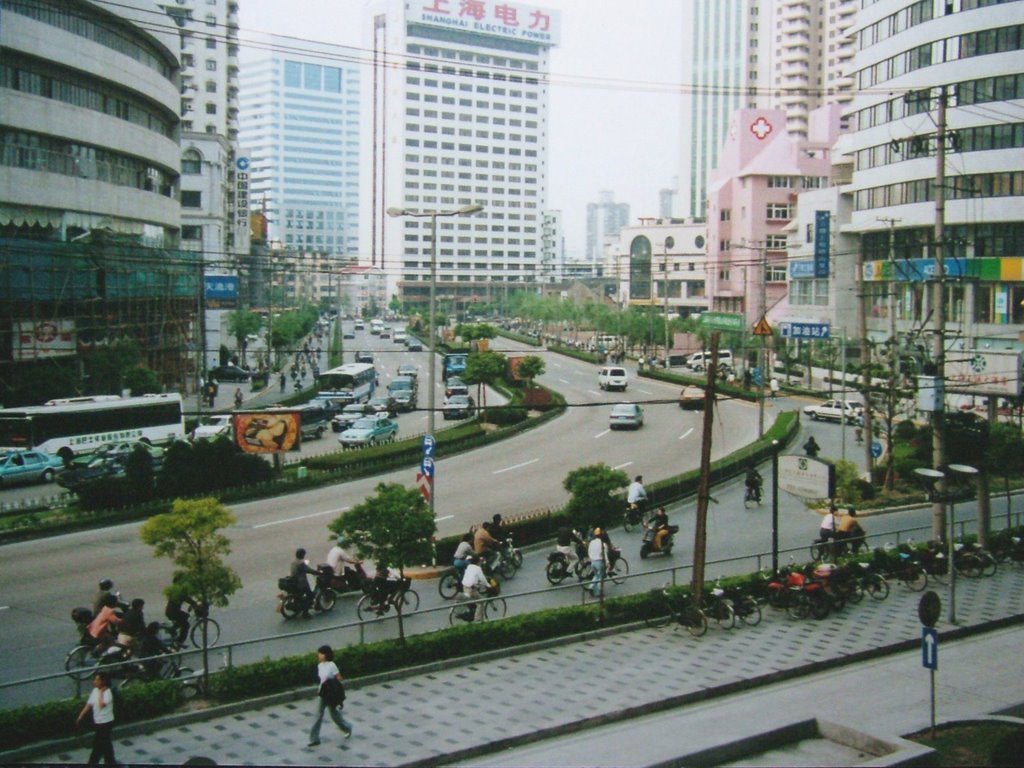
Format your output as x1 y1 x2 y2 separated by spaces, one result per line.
234 412 301 453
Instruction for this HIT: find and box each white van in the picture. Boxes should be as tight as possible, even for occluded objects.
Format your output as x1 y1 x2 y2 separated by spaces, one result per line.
686 349 734 372
598 366 629 391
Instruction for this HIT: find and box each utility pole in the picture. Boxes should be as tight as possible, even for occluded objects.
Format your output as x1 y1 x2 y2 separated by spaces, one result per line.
691 332 718 606
931 87 949 542
758 243 768 438
876 216 901 485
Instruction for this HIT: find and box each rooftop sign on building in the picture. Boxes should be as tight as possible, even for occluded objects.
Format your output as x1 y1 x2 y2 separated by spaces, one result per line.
412 0 560 45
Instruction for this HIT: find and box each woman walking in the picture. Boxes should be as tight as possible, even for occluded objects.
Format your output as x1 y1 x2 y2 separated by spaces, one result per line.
308 645 352 747
75 671 116 765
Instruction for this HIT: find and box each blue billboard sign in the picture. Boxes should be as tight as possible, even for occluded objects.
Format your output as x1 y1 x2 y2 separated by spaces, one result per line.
781 322 831 340
814 211 830 278
204 275 239 300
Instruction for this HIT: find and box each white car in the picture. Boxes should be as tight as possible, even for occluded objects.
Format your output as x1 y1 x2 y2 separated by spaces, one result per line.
803 399 862 424
192 415 234 441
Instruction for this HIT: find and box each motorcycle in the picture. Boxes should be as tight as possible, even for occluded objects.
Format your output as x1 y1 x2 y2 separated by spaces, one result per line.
639 522 679 559
744 483 763 507
277 566 337 619
324 562 369 595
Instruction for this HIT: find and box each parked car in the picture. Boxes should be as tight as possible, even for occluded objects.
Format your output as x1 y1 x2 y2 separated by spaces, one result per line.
209 364 252 383
609 402 644 430
338 416 399 449
443 394 476 420
332 402 374 432
678 386 710 411
803 399 863 424
0 449 63 486
191 415 233 441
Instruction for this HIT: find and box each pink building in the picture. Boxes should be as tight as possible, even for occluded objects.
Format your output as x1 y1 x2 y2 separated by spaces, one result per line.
706 106 842 326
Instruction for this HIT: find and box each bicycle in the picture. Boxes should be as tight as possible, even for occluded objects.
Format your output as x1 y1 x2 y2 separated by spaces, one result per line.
743 484 762 509
704 583 736 630
953 542 998 579
448 585 507 625
356 577 420 621
157 605 220 649
643 585 708 637
576 549 630 587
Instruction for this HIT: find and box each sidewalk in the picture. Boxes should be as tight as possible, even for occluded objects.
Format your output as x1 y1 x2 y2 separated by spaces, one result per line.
14 563 1024 766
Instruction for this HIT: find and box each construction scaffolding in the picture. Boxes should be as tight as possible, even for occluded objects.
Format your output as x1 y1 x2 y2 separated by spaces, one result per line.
0 236 202 405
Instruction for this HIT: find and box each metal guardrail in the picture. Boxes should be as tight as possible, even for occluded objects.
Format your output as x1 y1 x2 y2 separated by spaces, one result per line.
5 509 1020 711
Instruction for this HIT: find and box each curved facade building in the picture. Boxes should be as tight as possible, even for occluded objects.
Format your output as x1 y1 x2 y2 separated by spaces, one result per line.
0 0 197 400
846 0 1024 349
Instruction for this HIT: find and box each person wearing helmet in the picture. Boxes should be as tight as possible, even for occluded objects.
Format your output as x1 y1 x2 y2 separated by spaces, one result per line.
326 536 362 591
587 528 608 597
93 579 115 618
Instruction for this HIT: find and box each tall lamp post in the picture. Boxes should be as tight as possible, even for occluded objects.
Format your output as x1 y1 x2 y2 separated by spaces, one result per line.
386 204 484 518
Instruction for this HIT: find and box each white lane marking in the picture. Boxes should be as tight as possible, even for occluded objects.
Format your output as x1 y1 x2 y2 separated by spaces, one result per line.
559 378 570 384
493 458 540 475
435 515 454 522
613 462 633 470
595 429 610 438
636 388 654 395
253 507 349 529
587 390 603 397
0 606 9 611
679 427 695 441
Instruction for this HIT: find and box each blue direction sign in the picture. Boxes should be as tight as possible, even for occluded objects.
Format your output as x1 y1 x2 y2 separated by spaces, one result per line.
780 322 831 340
421 434 435 457
870 440 883 459
922 627 938 670
420 456 435 478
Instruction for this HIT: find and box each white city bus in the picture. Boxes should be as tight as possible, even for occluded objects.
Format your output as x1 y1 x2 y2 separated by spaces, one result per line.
0 393 186 463
317 363 377 405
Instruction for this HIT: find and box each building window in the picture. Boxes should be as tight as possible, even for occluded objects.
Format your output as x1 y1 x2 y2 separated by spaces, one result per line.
767 203 792 220
181 225 202 240
766 234 787 250
767 175 792 188
205 60 217 71
181 149 202 174
720 208 731 221
181 190 202 208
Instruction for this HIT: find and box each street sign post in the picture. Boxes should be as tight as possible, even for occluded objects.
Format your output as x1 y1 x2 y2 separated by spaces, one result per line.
918 591 941 740
921 627 938 670
870 440 883 459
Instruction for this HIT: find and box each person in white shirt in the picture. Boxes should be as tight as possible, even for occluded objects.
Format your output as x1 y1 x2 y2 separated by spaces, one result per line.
76 671 116 765
309 644 352 746
460 554 490 621
587 529 608 597
325 537 362 590
627 475 647 507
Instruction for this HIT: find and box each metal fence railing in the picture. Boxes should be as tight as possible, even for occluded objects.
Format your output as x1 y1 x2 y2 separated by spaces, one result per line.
5 508 1020 712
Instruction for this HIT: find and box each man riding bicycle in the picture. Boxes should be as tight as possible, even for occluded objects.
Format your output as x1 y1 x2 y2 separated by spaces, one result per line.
627 475 648 509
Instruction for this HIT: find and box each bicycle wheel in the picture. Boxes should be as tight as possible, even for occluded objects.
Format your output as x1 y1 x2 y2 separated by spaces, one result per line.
545 559 569 585
609 557 630 585
395 588 420 613
280 594 302 620
809 591 831 620
497 558 516 580
576 560 593 582
738 596 762 627
439 570 461 599
448 597 473 625
955 555 983 579
622 510 639 533
65 645 98 681
712 600 735 630
510 549 524 569
787 592 811 620
865 574 889 601
315 588 337 613
980 552 998 578
356 594 376 621
902 564 928 592
155 623 179 649
483 596 508 621
682 605 708 638
809 541 828 561
192 617 220 647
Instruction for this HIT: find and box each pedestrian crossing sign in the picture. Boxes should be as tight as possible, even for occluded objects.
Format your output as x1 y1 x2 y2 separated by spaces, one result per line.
752 317 772 336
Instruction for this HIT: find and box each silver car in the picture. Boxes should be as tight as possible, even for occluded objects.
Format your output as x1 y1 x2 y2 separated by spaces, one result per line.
609 403 644 430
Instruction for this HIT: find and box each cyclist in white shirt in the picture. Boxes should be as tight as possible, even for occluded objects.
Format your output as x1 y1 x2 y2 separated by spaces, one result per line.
587 529 608 597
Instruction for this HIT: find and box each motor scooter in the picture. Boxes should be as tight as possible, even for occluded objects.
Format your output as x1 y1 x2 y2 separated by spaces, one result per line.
639 522 679 559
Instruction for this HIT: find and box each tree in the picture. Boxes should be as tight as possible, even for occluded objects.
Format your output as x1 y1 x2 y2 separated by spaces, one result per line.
327 483 435 640
123 366 161 396
83 340 143 395
562 463 630 531
140 498 242 690
462 350 506 421
987 422 1024 529
515 355 545 389
227 310 262 366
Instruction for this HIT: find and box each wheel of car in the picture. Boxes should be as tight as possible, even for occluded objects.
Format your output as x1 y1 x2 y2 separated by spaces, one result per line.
809 411 819 420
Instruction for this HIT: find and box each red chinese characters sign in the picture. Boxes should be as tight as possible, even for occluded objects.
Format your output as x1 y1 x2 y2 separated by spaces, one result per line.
414 0 559 44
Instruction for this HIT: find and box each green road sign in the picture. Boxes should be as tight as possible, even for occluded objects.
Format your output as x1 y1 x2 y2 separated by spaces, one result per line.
699 312 745 332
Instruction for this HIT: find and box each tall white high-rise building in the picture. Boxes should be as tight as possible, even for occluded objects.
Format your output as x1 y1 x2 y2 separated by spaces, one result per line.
239 37 361 255
367 0 560 310
678 0 856 219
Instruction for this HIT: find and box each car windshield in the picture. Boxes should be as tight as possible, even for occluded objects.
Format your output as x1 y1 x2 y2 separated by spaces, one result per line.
350 418 378 430
611 404 637 416
447 396 470 405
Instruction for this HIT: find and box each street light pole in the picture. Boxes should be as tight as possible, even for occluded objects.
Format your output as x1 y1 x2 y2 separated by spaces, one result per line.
386 204 483 519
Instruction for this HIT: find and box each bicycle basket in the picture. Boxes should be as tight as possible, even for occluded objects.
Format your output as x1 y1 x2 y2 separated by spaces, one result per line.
277 577 293 592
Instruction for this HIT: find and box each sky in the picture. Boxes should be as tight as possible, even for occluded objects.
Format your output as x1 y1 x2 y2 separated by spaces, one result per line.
238 0 685 260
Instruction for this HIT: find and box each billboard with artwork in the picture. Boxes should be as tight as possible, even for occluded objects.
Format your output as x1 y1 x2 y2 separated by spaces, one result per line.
233 412 301 453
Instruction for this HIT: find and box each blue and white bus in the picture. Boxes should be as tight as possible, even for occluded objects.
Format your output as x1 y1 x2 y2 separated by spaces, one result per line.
317 363 377 405
0 393 185 463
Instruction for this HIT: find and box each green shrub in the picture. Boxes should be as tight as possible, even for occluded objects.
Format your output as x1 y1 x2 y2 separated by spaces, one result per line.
484 406 528 426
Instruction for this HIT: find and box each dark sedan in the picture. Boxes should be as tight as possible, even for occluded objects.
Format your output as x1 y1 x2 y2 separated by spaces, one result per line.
209 364 252 383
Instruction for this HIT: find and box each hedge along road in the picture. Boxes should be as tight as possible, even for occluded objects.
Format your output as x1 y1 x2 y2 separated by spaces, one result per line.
0 339 768 704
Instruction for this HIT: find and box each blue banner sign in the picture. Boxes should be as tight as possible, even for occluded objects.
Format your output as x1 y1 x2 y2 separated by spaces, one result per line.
789 260 817 279
781 322 831 340
814 211 830 278
204 275 239 300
